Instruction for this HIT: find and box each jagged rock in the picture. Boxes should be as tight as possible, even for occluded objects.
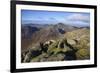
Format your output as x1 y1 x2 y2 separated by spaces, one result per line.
31 44 41 51
62 45 72 52
58 39 65 48
67 39 76 45
31 52 49 62
23 50 32 62
23 48 42 62
76 49 90 60
48 41 58 49
47 55 58 61
47 53 65 61
48 38 76 55
44 40 56 46
56 53 65 61
21 50 29 62
40 42 48 53
74 39 89 50
47 41 59 53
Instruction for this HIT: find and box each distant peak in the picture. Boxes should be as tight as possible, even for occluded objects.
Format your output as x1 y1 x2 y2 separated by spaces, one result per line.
58 23 65 25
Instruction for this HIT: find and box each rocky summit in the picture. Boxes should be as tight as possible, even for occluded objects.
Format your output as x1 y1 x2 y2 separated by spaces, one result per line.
21 26 90 63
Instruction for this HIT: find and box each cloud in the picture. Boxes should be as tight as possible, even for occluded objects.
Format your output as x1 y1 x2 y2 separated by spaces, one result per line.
66 20 89 27
65 13 90 27
67 14 90 23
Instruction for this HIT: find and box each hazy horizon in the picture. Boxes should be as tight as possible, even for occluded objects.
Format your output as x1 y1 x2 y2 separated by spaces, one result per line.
21 10 90 27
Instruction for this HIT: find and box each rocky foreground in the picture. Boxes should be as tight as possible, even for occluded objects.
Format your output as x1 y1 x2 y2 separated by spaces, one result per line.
21 28 90 63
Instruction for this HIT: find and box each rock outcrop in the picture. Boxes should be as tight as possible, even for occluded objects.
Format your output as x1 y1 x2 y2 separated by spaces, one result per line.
21 28 90 63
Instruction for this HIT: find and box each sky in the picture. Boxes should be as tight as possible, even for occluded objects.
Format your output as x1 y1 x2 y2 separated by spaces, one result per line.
21 10 90 27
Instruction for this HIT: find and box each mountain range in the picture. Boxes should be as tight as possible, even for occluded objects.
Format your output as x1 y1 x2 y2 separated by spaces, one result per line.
21 23 89 52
